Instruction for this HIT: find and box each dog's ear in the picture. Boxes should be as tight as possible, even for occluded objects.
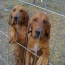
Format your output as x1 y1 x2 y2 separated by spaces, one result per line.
28 19 32 33
24 12 29 27
8 12 13 25
45 22 51 39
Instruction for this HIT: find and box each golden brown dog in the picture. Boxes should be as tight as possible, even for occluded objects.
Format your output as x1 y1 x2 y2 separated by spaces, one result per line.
8 5 29 65
25 12 51 65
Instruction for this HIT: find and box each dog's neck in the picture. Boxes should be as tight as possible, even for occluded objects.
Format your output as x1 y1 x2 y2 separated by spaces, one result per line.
28 35 49 53
31 43 41 52
29 37 41 52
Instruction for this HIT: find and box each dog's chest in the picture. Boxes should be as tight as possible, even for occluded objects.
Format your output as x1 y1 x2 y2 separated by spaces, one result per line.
17 26 27 37
16 26 27 43
28 37 41 52
31 43 41 53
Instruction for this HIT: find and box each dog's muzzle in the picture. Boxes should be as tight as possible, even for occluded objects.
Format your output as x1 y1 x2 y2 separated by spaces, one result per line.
14 16 18 21
34 29 41 38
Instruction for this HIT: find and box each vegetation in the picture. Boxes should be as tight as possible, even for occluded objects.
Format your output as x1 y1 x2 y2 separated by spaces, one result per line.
0 0 65 65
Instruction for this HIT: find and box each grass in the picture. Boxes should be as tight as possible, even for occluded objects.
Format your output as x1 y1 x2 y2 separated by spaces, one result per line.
0 0 65 65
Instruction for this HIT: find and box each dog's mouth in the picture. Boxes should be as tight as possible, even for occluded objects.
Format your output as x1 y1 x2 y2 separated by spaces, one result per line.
34 30 41 39
34 34 40 39
11 18 18 24
14 17 18 23
13 20 18 24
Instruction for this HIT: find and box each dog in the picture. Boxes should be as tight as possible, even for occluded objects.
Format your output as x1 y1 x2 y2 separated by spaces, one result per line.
25 12 51 65
8 5 29 65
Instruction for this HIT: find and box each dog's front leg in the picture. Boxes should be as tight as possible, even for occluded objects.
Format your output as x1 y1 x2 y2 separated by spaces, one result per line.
25 50 31 65
37 44 50 65
9 26 17 43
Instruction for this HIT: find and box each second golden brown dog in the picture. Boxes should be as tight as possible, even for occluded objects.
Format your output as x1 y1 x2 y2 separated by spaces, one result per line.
25 12 51 65
8 5 29 65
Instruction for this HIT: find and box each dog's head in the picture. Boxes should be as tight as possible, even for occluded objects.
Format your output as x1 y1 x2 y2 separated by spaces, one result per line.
28 12 51 39
9 5 29 26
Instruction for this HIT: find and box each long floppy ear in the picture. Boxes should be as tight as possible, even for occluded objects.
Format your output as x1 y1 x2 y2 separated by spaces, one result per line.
23 11 29 27
8 12 13 25
45 22 51 39
28 19 32 33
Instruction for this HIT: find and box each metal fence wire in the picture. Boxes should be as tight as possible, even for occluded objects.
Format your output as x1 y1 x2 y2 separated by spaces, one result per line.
0 0 65 65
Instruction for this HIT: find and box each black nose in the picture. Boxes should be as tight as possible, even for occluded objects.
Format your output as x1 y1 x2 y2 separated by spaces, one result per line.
35 30 40 35
14 17 18 21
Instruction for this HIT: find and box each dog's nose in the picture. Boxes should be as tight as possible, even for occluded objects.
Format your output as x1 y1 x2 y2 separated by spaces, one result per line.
14 16 18 21
35 30 40 35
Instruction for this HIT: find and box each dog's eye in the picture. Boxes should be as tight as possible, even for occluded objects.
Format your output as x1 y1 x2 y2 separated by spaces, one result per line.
34 18 37 22
13 8 16 12
43 20 46 24
19 10 23 12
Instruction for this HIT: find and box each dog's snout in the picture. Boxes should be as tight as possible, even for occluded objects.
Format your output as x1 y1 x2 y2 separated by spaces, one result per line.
14 16 18 21
35 30 40 35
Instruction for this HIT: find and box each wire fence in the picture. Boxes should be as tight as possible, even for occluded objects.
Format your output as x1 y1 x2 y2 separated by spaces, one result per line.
20 0 65 15
0 0 65 65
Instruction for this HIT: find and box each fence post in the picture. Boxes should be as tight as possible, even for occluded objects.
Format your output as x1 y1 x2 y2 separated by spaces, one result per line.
33 0 36 4
45 0 47 8
64 5 65 13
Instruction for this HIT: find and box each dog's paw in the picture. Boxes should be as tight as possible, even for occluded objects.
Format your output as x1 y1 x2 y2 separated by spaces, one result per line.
9 38 17 44
37 56 48 65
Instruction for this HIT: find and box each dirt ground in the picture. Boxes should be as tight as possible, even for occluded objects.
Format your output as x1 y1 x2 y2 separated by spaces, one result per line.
0 0 65 65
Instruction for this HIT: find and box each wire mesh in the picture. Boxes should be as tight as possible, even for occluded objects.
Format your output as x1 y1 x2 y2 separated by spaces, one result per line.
0 0 65 65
